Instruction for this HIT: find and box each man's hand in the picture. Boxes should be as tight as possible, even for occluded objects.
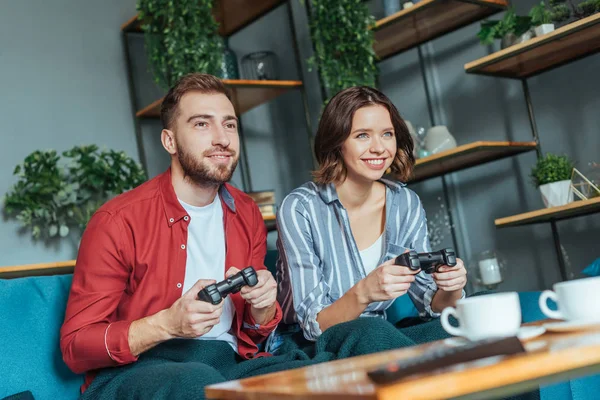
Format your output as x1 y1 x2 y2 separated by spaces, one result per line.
160 279 224 339
226 267 277 325
432 258 467 292
353 257 420 305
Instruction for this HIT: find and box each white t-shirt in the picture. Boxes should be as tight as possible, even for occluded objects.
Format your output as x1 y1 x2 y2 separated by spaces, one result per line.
179 194 237 352
359 234 384 275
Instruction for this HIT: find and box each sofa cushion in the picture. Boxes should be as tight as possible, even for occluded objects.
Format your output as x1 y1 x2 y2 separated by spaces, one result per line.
0 274 82 399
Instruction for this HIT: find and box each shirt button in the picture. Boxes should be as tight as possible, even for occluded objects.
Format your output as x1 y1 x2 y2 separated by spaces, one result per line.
169 218 174 223
181 244 186 250
177 283 182 288
184 216 189 221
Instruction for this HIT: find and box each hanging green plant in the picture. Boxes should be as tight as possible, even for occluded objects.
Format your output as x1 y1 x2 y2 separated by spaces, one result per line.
305 0 378 102
3 146 146 240
137 0 223 89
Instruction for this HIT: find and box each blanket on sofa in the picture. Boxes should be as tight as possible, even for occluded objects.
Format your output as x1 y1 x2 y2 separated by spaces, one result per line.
81 317 415 400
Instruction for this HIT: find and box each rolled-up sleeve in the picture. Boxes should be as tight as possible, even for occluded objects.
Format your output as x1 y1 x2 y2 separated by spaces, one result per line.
276 195 331 341
60 211 138 374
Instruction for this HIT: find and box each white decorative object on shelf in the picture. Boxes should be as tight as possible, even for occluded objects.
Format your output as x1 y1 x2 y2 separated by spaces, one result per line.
470 250 506 290
403 1 414 9
383 0 401 16
479 258 503 286
424 125 457 154
539 180 573 208
570 166 600 200
534 24 555 36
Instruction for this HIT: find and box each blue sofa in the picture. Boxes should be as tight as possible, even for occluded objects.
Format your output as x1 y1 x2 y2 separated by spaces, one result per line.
1 252 598 399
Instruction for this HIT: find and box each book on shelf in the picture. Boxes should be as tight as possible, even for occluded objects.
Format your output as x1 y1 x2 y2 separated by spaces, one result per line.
246 190 276 219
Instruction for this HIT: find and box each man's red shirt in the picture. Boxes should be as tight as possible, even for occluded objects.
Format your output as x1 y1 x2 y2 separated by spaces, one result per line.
60 168 282 393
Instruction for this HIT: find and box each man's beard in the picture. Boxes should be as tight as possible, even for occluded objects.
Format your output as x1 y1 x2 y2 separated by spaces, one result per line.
176 143 238 187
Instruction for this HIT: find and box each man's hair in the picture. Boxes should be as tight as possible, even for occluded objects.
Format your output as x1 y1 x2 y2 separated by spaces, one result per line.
160 73 232 130
312 86 415 184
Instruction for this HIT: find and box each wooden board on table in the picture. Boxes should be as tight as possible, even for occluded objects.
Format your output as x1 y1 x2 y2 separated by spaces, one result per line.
206 321 600 400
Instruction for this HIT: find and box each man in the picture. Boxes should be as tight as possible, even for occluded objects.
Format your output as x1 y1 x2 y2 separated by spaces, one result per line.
60 73 282 398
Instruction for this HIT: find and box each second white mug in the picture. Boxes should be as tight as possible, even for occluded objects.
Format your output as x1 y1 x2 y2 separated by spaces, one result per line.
539 276 600 323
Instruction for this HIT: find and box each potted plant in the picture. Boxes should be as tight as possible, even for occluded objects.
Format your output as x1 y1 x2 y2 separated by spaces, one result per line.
137 0 223 89
549 0 572 26
477 8 533 49
306 0 377 102
530 1 555 36
578 0 600 18
530 153 575 208
3 145 146 243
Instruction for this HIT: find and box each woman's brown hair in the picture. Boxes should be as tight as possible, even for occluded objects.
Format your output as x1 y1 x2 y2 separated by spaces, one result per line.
312 86 415 184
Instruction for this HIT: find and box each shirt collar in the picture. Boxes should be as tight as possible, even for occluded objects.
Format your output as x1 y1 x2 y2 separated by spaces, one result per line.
317 178 407 205
158 168 236 226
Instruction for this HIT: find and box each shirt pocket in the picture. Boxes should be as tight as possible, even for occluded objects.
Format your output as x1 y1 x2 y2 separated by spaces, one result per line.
385 243 411 262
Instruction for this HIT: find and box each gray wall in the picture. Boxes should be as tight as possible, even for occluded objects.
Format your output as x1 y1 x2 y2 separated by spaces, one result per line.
0 0 140 266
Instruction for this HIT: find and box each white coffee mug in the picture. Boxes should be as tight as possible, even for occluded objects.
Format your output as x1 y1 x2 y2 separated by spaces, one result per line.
539 276 600 322
441 292 521 341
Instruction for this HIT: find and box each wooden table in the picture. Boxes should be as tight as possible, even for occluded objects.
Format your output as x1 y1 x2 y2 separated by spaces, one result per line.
206 322 600 400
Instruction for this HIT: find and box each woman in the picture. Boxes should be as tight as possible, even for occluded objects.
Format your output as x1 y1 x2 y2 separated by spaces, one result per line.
275 86 468 342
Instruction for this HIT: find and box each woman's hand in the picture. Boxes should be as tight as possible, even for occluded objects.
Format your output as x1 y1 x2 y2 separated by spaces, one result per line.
353 258 419 305
432 258 467 292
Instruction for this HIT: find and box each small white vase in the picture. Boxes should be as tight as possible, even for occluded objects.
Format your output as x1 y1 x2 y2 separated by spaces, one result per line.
424 125 457 154
534 24 555 37
539 180 574 208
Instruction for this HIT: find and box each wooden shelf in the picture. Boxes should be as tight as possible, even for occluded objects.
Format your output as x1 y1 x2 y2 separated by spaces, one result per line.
136 80 303 118
408 141 537 183
372 0 507 61
122 0 284 36
0 260 76 279
465 13 600 79
495 197 600 228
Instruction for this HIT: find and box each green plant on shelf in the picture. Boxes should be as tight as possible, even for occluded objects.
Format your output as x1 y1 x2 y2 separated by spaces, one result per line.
549 0 572 24
477 8 532 45
578 0 600 17
530 153 575 188
3 146 146 240
137 0 223 89
304 0 378 102
530 1 553 26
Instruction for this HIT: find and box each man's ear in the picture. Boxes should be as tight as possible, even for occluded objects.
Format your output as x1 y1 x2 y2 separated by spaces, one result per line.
161 129 177 155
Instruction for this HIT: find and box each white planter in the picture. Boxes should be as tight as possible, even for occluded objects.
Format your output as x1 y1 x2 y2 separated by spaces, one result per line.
539 180 574 208
534 24 555 37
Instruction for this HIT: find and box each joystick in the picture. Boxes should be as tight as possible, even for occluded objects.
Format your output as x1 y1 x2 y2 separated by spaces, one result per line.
198 266 259 305
395 248 457 274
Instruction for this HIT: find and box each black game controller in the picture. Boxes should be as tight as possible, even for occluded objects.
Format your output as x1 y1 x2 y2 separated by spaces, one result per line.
395 248 457 274
198 266 259 305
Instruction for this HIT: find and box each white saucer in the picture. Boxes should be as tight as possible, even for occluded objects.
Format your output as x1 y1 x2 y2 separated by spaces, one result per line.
517 326 546 341
543 320 600 333
442 326 545 345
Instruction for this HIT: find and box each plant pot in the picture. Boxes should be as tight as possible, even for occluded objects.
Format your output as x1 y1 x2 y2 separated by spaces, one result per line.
534 24 555 37
539 180 574 208
501 30 534 49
